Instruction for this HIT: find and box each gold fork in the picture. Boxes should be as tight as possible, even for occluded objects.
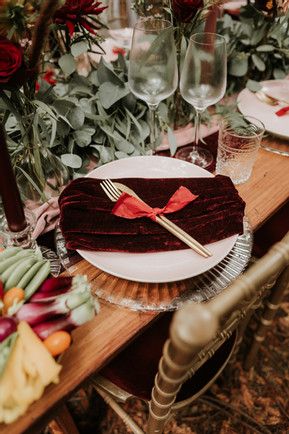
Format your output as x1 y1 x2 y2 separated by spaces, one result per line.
100 179 212 258
255 90 289 106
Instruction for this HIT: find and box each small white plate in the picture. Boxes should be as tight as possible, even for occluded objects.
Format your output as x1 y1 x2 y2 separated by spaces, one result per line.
237 80 289 140
77 156 238 283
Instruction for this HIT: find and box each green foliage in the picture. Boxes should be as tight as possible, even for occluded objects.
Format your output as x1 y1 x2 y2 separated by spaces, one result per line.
49 56 163 171
217 4 289 92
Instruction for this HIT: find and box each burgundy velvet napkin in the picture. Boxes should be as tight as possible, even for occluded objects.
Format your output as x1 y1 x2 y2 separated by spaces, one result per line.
59 175 245 253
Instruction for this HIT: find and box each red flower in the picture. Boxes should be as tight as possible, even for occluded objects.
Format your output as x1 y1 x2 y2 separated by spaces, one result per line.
54 0 107 36
35 69 57 92
112 46 126 57
0 37 23 84
172 0 204 23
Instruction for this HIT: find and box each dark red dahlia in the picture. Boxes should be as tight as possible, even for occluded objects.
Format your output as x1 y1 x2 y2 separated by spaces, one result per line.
172 0 204 23
54 0 107 36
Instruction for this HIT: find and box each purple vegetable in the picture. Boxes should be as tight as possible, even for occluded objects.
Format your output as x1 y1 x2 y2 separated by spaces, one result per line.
38 276 72 293
30 287 72 302
16 291 90 326
0 317 17 343
33 301 97 339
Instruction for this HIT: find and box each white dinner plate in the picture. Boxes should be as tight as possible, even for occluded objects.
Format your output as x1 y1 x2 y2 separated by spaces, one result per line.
77 156 239 283
237 80 289 140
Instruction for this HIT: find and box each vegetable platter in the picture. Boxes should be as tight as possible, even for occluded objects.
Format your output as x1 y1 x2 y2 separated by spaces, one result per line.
0 247 99 424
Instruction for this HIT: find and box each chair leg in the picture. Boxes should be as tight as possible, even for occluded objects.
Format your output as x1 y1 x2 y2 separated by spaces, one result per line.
244 266 289 370
93 384 145 434
50 403 79 434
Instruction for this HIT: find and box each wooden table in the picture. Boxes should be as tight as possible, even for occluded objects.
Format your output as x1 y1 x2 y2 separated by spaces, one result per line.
2 145 289 434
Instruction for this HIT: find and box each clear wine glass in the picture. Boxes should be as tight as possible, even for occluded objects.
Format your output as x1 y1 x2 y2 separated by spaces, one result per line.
107 0 137 48
175 33 227 168
128 17 178 149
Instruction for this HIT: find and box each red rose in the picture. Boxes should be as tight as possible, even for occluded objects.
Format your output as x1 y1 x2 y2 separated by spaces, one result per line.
172 0 204 23
0 37 23 84
54 0 107 36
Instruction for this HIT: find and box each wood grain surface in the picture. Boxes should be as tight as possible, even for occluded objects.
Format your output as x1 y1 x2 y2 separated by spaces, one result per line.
1 145 289 434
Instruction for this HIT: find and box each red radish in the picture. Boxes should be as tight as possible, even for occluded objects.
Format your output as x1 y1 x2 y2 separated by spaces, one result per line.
38 276 72 293
32 301 96 339
0 317 17 343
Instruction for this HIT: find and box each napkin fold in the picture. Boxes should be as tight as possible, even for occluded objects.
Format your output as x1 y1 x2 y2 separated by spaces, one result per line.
59 175 245 253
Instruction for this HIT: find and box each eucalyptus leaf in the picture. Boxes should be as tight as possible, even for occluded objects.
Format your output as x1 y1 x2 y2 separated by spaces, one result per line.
59 53 76 75
121 92 137 112
229 54 248 77
92 130 105 143
252 54 266 71
256 44 275 52
79 98 95 114
69 85 93 96
246 79 262 92
71 40 89 57
115 151 129 159
115 139 135 154
73 128 94 147
34 100 57 120
57 120 71 138
251 25 266 46
273 68 286 79
61 153 82 169
68 107 85 129
91 144 114 163
137 119 150 141
89 70 99 86
99 82 130 109
97 58 124 86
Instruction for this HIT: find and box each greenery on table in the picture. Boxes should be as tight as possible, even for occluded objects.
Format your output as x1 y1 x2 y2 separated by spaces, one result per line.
217 4 289 93
44 56 173 171
2 0 289 187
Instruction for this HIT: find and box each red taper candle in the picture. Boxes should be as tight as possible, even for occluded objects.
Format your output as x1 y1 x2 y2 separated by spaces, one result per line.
0 125 27 232
204 6 220 34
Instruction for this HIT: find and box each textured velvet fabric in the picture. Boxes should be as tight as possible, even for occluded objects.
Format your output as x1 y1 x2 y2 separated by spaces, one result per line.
59 175 245 253
100 313 236 401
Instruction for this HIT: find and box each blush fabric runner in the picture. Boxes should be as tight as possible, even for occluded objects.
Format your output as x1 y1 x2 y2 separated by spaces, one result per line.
59 175 245 253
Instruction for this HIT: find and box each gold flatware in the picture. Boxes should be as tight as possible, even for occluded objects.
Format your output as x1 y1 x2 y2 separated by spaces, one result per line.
255 90 289 106
100 179 212 258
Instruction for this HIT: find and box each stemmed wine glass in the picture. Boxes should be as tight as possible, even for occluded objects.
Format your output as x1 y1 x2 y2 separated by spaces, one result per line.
175 33 227 168
128 18 178 149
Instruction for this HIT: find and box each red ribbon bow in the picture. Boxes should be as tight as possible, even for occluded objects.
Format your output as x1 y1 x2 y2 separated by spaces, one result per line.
275 106 289 117
112 186 198 221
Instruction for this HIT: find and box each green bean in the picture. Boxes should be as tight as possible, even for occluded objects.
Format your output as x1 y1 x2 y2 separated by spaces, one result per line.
17 261 46 289
0 250 35 274
5 257 38 290
24 261 51 300
1 256 35 286
0 247 22 261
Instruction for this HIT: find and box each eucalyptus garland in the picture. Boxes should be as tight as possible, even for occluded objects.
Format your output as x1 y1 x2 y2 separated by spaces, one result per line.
217 4 289 93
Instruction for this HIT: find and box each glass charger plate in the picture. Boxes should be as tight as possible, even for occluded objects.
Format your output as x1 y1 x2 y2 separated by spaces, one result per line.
55 218 252 311
75 156 239 283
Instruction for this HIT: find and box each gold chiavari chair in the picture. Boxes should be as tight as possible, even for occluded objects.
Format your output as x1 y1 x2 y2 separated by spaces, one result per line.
92 230 289 434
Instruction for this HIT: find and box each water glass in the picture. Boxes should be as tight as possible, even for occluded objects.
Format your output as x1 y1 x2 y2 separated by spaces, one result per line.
216 116 265 184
